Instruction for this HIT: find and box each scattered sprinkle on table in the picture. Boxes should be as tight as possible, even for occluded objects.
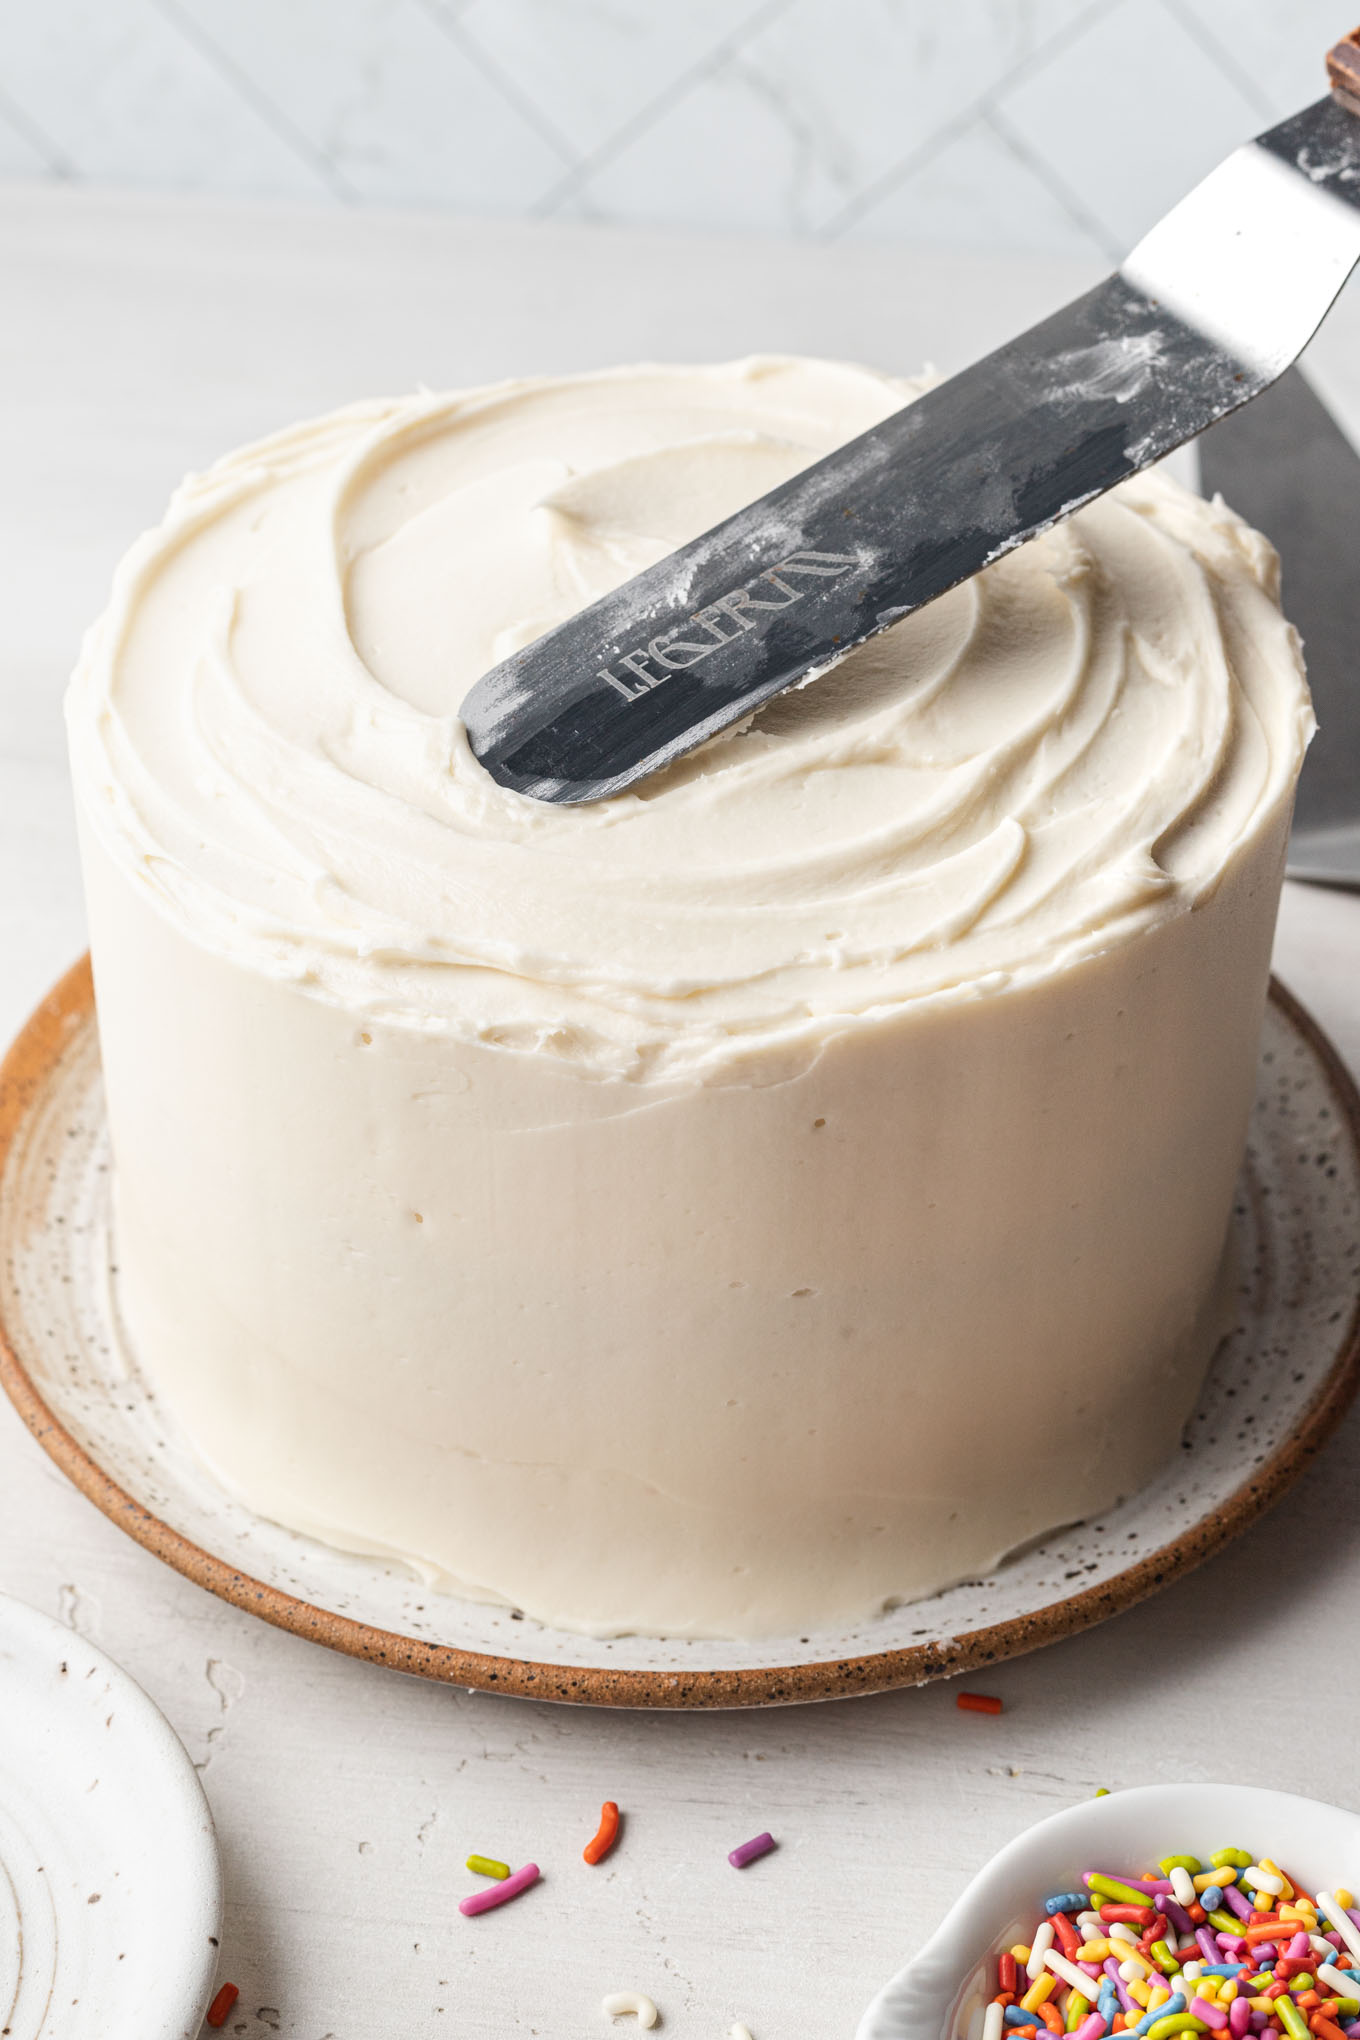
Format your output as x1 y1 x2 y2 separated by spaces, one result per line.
465 1854 510 1880
958 1692 1004 1715
975 1846 1360 2040
205 1982 239 2028
458 1862 540 1916
729 1832 776 1870
585 1800 621 1866
602 1990 659 2027
730 2026 756 2039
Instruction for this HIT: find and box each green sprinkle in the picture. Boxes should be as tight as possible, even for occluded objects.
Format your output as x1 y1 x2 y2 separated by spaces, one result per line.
465 1854 511 1880
1150 1940 1180 1975
1065 1994 1091 2032
1209 1910 1240 1934
1212 1848 1253 1871
1159 1856 1203 1876
1276 1998 1309 2040
1088 1874 1154 1906
1333 2002 1360 2019
1146 2019 1209 2040
1095 1788 1110 1798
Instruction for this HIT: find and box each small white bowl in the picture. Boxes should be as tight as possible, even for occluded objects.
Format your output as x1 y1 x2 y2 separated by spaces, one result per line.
857 1783 1360 2040
0 1591 222 2039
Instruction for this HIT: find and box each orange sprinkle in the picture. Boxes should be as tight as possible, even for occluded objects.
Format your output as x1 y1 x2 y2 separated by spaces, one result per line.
206 1982 239 2028
957 1692 1003 1716
1038 2003 1064 2033
583 1799 621 1866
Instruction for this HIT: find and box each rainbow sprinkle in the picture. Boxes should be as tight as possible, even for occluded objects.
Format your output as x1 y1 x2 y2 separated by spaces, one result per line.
979 1856 1360 2040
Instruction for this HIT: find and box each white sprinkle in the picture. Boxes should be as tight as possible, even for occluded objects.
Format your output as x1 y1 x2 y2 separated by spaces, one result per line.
1109 1924 1141 1947
1120 1958 1152 1982
1182 1962 1204 1983
603 1993 659 2029
1171 1868 1198 1908
1317 1962 1358 1996
1319 1898 1360 1969
1245 1866 1285 1897
730 2027 755 2040
1043 1950 1094 1996
1028 1922 1056 1980
983 2003 1005 2040
1078 1914 1105 1938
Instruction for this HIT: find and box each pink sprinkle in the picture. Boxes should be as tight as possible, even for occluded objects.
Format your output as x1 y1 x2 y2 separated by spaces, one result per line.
1286 1934 1310 1959
728 1832 776 1869
1228 2002 1252 2040
1191 2000 1229 2032
1075 2016 1107 2040
459 1863 540 1916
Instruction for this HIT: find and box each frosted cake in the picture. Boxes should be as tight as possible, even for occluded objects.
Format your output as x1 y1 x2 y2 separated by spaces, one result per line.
65 357 1312 1639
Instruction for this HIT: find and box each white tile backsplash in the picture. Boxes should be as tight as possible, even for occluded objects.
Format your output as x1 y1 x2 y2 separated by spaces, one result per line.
0 0 1346 256
997 0 1264 250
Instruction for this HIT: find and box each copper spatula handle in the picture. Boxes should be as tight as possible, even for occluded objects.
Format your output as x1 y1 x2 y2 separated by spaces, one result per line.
1328 26 1360 114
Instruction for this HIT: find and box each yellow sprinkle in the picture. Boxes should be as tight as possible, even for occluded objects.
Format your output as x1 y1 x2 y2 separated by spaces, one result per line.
1261 1860 1295 1901
1128 1982 1154 2009
1021 1978 1057 2013
1222 1986 1238 2005
1337 1888 1356 1910
1148 1988 1172 2014
1194 1870 1233 1892
1013 1947 1034 1966
1079 1943 1111 1962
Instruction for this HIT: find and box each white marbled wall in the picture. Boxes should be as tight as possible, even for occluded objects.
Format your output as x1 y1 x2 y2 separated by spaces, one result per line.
0 0 1348 258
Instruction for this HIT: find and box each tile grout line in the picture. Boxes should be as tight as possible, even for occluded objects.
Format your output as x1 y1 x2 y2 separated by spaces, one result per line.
817 0 1125 243
146 0 360 204
983 103 1123 262
1158 0 1278 122
529 0 798 218
414 0 581 170
0 78 79 180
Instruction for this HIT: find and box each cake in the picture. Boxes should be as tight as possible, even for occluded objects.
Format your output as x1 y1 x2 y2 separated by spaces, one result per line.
65 356 1312 1640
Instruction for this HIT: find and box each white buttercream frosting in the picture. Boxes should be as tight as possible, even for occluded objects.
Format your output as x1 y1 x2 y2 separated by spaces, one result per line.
69 357 1310 1081
66 357 1312 1639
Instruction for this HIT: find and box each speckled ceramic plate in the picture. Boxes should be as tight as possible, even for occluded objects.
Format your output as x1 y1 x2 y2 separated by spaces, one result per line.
0 1589 221 2039
1 959 1358 1709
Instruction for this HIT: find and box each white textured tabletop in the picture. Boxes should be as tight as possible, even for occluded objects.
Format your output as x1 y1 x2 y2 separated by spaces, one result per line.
2 183 1359 2040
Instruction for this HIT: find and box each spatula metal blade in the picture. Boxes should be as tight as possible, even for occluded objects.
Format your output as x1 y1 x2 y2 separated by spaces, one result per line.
462 97 1360 805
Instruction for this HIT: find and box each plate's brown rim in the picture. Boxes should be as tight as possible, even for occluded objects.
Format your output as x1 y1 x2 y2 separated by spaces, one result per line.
1 957 1358 1710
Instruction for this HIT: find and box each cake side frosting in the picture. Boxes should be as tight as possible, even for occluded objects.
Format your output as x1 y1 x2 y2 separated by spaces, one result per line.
66 358 1313 1639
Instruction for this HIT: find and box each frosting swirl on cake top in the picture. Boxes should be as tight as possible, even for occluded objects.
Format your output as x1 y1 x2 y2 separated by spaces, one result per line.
68 357 1312 1079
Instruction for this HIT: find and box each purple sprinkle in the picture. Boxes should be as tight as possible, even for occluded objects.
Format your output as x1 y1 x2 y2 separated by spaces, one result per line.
1164 1900 1196 1935
1223 1885 1254 1923
728 1832 776 1870
1218 1934 1248 1957
1254 1943 1279 1963
1197 1929 1221 1964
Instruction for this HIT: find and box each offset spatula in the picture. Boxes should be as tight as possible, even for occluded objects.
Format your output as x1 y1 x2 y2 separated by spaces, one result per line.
463 34 1360 805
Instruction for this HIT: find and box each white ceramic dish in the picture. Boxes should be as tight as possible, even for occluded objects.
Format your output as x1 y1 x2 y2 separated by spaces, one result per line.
858 1783 1360 2040
1 966 1358 1705
0 1591 222 2039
